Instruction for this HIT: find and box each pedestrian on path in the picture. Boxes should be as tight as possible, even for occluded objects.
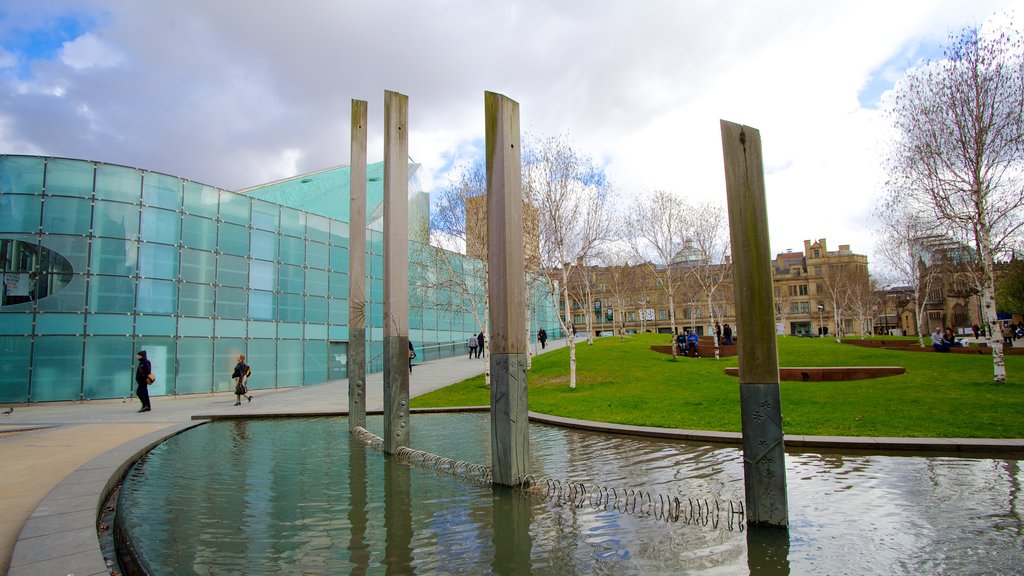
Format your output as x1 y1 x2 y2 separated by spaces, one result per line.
409 340 417 373
538 328 547 349
476 332 484 358
134 351 152 413
468 334 477 358
232 354 253 405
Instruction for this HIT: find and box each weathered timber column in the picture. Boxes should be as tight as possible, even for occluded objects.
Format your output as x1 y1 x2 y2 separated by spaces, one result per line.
348 99 368 431
383 90 410 453
720 120 789 528
485 91 529 485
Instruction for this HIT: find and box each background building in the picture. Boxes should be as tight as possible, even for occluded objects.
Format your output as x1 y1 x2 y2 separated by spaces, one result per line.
0 155 560 403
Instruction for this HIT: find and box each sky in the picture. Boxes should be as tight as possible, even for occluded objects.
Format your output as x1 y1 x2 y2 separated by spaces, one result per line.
1 0 1022 267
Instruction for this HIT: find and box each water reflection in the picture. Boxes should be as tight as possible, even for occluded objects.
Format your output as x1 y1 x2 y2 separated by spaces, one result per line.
117 414 1023 575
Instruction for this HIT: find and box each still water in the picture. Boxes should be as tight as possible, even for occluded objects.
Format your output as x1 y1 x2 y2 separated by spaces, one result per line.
117 413 1023 575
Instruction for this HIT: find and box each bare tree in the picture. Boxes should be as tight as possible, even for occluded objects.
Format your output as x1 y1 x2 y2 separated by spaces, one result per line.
884 19 1024 382
625 190 689 355
524 135 614 389
847 274 881 339
819 263 862 343
683 201 732 358
598 249 644 340
774 281 794 337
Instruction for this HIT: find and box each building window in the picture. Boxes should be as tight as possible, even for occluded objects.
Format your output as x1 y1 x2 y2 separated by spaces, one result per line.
799 284 808 296
658 310 668 321
799 301 810 313
813 249 820 258
627 311 636 322
790 302 800 314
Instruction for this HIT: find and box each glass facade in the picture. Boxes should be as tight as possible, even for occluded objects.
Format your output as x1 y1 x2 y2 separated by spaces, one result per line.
0 155 561 403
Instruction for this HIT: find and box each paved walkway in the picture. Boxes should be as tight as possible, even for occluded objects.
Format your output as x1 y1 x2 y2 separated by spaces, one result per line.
1 336 1022 575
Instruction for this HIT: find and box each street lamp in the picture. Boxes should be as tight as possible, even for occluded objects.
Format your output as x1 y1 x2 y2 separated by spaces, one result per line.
817 304 824 337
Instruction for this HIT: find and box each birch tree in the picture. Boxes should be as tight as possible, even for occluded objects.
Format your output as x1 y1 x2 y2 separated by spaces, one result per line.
884 19 1024 382
524 135 614 389
683 201 732 358
599 249 644 340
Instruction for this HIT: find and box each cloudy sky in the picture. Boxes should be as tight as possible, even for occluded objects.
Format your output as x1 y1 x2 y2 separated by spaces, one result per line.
2 1 1021 264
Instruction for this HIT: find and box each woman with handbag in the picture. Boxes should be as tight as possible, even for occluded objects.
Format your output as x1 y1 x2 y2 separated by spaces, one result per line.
134 350 153 413
232 354 253 405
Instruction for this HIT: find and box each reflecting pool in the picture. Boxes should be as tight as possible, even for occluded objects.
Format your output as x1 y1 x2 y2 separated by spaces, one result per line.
117 413 1023 575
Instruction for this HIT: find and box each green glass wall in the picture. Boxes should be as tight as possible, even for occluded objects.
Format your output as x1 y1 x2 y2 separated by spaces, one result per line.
0 155 562 403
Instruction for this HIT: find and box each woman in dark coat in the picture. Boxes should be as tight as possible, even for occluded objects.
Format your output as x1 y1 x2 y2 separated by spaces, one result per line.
232 354 253 405
135 351 152 412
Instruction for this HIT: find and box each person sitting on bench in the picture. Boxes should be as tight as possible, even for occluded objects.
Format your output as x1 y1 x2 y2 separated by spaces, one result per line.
931 326 950 352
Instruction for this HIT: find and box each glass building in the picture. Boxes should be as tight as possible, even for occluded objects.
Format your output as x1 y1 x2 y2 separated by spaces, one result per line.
0 155 560 403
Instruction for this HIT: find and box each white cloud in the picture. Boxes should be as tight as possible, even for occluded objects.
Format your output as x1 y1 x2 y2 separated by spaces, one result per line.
59 32 125 70
0 47 16 69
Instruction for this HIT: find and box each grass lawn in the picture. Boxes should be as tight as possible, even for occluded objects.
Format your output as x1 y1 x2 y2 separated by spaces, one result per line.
411 333 1024 438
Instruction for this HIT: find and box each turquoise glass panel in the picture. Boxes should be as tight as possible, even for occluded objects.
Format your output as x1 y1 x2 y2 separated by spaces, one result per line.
176 337 213 394
248 321 276 339
0 156 44 194
139 244 178 280
183 181 219 218
303 340 327 385
86 314 133 335
83 336 133 399
216 254 248 287
137 279 176 315
305 296 327 324
178 317 214 337
306 241 328 269
35 274 86 313
179 282 215 317
142 172 182 210
0 336 30 401
0 195 41 232
279 235 304 265
93 200 140 239
215 319 246 338
244 339 276 390
368 231 384 255
369 278 383 302
251 200 278 231
328 325 347 340
279 322 303 339
329 220 349 245
91 239 138 276
249 290 274 321
278 293 303 322
136 315 177 336
328 272 348 298
329 243 349 271
218 222 249 257
329 298 348 325
134 338 175 396
140 207 180 245
279 264 303 294
31 336 83 401
42 196 91 235
36 312 84 334
277 339 302 387
219 191 250 225
44 159 93 198
0 313 32 334
410 306 423 329
180 248 215 284
42 235 88 273
95 164 141 203
305 269 328 296
280 208 305 238
307 214 329 243
249 260 274 291
250 229 277 261
214 338 245 392
304 324 327 340
215 286 247 319
181 215 217 251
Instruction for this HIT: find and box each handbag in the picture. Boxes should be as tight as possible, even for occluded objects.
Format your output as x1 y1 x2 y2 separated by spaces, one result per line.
234 377 247 396
146 373 156 384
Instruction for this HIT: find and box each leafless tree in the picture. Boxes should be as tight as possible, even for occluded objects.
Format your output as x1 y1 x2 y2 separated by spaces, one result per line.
524 135 615 389
774 281 794 337
598 249 644 340
884 19 1024 382
683 201 732 357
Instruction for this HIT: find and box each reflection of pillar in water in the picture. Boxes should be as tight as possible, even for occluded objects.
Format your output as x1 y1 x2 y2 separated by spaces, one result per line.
490 485 533 574
720 120 789 528
485 91 529 486
382 90 410 453
348 99 368 430
746 524 791 575
382 456 413 573
346 437 370 574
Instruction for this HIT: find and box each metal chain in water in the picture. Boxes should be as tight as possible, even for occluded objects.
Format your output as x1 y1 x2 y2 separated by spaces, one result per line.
351 427 744 530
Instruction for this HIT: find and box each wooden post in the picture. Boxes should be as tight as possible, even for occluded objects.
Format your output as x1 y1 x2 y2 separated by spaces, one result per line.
348 99 368 431
383 90 410 453
720 120 789 528
485 91 529 486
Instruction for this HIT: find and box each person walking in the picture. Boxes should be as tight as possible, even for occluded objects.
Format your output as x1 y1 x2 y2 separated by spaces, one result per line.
538 328 547 349
232 354 252 405
134 350 153 412
408 340 416 373
476 332 484 358
723 323 733 345
468 334 477 358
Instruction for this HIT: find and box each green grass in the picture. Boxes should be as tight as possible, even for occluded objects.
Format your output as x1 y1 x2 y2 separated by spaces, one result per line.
411 333 1024 438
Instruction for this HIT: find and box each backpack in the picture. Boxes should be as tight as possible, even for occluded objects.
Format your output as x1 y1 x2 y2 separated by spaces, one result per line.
245 365 252 378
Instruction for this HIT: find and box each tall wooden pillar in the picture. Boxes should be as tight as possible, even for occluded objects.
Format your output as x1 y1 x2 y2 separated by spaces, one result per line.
485 91 529 485
348 99 368 431
720 120 789 528
383 90 410 453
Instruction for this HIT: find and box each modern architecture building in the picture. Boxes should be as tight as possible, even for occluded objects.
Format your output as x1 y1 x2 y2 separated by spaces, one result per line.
0 154 560 403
